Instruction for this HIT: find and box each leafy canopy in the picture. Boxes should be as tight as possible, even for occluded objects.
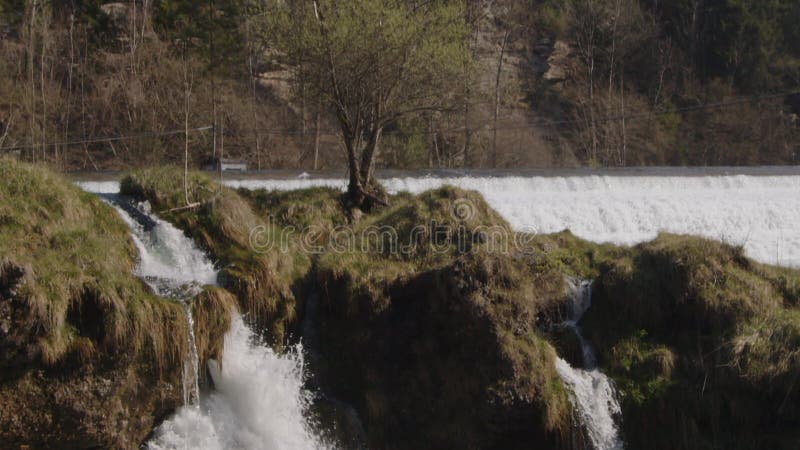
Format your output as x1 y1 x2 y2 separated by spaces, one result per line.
269 0 468 132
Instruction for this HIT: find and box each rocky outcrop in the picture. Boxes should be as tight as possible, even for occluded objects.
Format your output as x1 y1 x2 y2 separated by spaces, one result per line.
314 252 574 449
0 159 233 448
583 234 800 450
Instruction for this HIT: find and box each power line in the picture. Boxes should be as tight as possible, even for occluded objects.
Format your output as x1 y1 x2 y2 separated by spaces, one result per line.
0 90 796 152
0 126 213 152
229 90 798 137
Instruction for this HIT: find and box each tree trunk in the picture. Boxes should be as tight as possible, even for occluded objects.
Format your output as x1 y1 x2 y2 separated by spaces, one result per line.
183 49 191 206
313 111 321 170
492 31 509 168
359 127 382 189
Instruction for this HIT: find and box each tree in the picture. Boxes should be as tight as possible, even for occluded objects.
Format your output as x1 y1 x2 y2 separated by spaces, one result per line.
270 0 467 210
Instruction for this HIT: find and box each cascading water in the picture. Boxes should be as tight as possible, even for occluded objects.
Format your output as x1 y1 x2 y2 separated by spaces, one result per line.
221 174 800 268
555 279 624 450
105 196 215 408
79 187 328 450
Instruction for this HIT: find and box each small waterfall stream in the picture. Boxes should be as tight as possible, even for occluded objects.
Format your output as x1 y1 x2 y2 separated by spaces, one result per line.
87 191 327 450
555 279 624 450
105 196 215 408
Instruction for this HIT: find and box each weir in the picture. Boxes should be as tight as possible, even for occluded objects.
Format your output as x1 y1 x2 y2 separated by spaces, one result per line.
555 279 624 450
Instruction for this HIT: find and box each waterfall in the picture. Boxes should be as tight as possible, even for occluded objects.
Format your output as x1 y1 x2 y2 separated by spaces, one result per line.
104 196 215 408
555 279 624 450
81 189 327 450
182 302 201 407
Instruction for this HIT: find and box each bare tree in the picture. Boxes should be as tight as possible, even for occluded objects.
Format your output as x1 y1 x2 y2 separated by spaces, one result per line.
273 0 467 210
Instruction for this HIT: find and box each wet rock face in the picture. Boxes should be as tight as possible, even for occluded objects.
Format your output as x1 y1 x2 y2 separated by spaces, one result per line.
314 253 572 450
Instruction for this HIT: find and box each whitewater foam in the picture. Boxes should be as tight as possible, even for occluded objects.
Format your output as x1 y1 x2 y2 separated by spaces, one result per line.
223 174 800 267
148 315 327 450
104 199 218 286
78 184 327 450
555 280 624 450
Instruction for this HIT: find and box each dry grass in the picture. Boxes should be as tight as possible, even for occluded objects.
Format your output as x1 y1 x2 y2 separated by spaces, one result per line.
0 158 186 370
121 167 311 346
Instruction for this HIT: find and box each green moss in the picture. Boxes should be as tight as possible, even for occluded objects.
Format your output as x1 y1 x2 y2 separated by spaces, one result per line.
0 158 185 369
582 233 800 449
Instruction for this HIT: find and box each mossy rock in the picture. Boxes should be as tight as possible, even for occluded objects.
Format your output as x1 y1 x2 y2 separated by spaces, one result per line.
314 251 574 449
0 159 234 448
582 233 800 450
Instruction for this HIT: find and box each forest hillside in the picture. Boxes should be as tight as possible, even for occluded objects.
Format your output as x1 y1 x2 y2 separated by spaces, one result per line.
0 0 798 170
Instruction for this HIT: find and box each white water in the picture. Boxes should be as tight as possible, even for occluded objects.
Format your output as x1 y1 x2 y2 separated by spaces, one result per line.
107 199 218 287
104 196 216 406
221 174 800 268
555 280 624 450
77 184 326 450
149 316 327 450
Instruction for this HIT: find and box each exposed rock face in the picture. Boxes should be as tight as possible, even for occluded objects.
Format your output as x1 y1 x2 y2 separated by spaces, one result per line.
314 252 573 449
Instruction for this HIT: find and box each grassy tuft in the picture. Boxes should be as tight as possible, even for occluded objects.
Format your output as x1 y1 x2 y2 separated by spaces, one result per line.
121 167 311 347
582 232 800 449
0 158 186 371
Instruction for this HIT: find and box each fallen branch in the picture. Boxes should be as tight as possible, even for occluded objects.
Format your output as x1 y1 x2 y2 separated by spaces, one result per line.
160 202 202 214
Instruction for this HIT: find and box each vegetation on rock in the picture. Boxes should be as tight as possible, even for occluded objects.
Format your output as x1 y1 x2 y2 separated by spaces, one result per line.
101 166 800 449
0 159 233 448
583 234 800 449
121 167 309 346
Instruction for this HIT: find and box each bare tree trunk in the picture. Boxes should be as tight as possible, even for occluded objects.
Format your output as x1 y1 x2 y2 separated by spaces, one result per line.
219 120 224 185
620 67 627 166
130 0 136 74
345 136 362 199
183 50 191 206
429 114 440 167
313 110 320 170
492 30 509 168
27 0 38 162
208 0 217 161
246 19 262 170
40 5 48 163
359 127 382 186
64 9 75 169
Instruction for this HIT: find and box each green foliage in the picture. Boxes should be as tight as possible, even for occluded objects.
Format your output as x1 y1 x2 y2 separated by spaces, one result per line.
152 0 245 75
268 0 469 160
534 0 570 37
651 0 800 91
